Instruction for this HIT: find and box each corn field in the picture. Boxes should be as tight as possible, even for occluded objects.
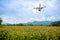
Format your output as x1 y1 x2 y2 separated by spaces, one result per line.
0 26 60 40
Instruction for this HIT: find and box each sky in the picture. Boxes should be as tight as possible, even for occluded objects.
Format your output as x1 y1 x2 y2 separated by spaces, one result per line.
0 0 60 24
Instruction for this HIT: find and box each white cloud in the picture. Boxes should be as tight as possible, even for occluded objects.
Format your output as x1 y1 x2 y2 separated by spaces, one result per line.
29 15 46 21
45 0 57 10
1 15 17 24
47 16 56 21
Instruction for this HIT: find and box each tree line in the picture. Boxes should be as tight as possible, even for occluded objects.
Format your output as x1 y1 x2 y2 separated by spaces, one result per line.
0 18 60 26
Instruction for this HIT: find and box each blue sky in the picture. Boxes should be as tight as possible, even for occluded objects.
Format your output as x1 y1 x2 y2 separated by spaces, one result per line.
0 0 60 24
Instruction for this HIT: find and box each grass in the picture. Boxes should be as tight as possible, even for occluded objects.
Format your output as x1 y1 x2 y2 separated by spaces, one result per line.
0 26 60 40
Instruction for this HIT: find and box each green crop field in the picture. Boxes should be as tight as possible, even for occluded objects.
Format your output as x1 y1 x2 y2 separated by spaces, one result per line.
0 26 60 40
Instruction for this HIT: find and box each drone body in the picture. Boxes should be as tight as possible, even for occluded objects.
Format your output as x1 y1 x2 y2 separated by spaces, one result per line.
34 3 46 12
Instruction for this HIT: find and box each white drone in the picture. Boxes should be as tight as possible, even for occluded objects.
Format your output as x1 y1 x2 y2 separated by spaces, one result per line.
34 3 46 12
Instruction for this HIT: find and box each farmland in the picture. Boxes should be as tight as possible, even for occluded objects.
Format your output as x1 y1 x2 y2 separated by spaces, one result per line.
0 26 60 40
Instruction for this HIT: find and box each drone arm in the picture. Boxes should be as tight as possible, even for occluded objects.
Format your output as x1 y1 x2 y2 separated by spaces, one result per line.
34 7 39 9
41 6 46 9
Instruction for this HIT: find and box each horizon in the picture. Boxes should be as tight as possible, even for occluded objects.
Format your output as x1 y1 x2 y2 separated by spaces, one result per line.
0 0 60 24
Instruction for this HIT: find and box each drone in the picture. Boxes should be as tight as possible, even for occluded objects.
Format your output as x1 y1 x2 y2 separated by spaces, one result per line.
34 3 46 12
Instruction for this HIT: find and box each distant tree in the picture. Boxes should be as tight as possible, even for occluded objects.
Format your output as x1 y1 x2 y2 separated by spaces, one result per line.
0 18 3 26
18 23 24 26
28 23 33 26
51 21 60 26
